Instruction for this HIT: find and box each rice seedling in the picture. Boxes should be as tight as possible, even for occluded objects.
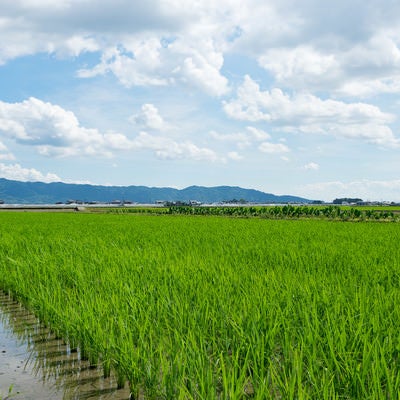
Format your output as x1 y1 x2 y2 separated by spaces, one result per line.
0 213 399 398
0 385 15 400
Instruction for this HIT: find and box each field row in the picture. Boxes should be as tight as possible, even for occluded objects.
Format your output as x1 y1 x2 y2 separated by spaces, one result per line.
104 204 400 221
0 213 399 399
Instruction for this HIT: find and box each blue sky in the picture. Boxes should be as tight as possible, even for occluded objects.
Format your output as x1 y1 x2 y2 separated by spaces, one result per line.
1 0 400 201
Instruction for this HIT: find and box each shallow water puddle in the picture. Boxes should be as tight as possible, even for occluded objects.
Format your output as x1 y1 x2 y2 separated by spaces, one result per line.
0 291 131 399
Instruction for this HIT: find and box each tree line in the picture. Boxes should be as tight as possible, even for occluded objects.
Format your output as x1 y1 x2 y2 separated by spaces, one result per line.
167 205 397 221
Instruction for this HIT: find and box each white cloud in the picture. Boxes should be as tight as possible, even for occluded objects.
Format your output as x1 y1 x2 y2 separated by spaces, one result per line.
131 132 220 162
180 55 229 96
70 0 236 96
229 1 302 54
337 78 400 98
0 163 61 183
2 0 400 194
210 125 287 156
209 126 271 149
130 103 168 131
303 162 319 170
0 0 184 63
256 29 400 97
209 130 251 148
9 1 70 10
224 75 399 147
78 37 230 96
2 0 400 99
0 141 15 160
174 39 230 96
210 130 245 141
157 142 218 161
77 43 169 87
259 46 339 90
227 151 243 161
0 153 15 161
0 97 222 163
60 35 100 57
246 126 271 141
335 33 400 97
258 142 290 154
0 97 134 157
0 0 235 95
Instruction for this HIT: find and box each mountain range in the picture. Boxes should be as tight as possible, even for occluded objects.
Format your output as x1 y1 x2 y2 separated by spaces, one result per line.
0 178 312 204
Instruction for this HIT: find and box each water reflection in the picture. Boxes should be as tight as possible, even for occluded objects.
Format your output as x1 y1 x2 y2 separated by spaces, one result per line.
0 290 131 399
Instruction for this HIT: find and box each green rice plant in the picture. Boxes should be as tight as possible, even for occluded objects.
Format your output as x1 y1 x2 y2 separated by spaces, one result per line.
167 204 400 221
0 213 399 398
0 385 15 400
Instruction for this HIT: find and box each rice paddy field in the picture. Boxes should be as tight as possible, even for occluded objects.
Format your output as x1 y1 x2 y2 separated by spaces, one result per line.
0 212 400 399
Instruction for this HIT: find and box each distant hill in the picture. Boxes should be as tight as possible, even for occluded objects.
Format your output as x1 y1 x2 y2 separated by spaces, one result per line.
0 178 312 204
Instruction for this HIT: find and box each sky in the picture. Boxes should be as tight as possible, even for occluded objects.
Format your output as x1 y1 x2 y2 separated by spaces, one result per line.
0 0 400 202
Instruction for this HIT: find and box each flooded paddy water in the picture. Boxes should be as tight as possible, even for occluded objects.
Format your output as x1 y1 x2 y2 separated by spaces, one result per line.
0 291 131 400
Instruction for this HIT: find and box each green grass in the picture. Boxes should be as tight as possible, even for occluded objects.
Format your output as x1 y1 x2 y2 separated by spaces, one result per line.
0 213 400 398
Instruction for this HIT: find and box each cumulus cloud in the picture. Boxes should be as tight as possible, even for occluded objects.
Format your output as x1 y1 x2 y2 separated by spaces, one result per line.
210 126 271 149
78 37 229 96
0 0 183 64
173 39 230 96
258 142 290 154
0 0 235 95
2 0 400 99
60 35 100 57
77 42 169 87
258 34 400 96
227 151 243 161
210 125 287 154
130 103 168 131
0 163 61 183
2 0 400 193
245 126 271 141
234 1 400 97
0 97 221 162
258 46 340 91
0 153 15 161
200 3 400 98
210 130 252 149
0 97 134 157
130 132 219 162
0 141 15 160
303 162 319 170
3 0 400 99
224 75 399 147
228 1 303 54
